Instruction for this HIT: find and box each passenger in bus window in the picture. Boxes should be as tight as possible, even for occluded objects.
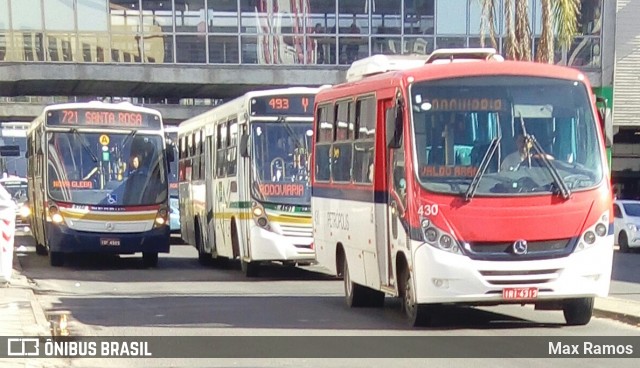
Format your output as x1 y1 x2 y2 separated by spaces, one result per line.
128 155 141 175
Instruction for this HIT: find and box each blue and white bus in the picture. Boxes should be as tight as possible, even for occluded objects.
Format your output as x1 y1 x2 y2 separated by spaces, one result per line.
26 101 174 267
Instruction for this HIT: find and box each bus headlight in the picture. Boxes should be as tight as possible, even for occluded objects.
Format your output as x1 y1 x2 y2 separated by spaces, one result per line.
47 206 64 224
154 207 168 228
19 205 31 218
422 223 462 255
576 210 610 252
251 202 270 230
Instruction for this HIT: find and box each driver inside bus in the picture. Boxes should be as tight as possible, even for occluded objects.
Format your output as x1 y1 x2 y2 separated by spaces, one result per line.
501 134 529 171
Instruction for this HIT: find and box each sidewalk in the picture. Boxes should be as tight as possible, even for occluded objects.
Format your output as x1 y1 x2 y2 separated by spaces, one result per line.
0 255 67 368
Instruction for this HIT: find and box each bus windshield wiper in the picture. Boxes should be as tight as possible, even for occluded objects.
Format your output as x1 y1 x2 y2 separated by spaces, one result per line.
465 136 501 202
523 133 572 200
121 129 138 150
278 116 304 151
71 128 98 163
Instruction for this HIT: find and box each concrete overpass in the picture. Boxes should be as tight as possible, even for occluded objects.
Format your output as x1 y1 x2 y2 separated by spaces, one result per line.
0 63 347 124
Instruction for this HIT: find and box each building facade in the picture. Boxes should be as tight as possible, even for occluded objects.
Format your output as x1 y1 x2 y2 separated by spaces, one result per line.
0 0 607 70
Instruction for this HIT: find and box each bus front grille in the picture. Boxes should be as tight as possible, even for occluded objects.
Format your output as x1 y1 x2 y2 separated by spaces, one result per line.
479 268 562 285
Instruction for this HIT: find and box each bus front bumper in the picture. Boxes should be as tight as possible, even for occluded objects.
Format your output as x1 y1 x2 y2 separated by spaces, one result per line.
250 226 315 262
412 236 614 305
46 223 170 254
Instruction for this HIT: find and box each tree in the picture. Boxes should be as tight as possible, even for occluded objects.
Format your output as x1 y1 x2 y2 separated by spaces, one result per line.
480 0 581 63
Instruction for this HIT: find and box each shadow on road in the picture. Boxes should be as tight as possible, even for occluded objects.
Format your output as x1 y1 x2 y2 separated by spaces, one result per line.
17 243 334 283
45 294 564 332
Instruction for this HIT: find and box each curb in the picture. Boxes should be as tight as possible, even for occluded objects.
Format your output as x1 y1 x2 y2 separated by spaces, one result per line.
594 297 640 327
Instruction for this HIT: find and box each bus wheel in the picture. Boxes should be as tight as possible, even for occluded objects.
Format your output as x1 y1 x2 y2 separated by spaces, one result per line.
195 223 210 266
619 232 630 253
142 252 159 268
343 259 372 308
241 260 259 277
563 297 594 326
401 268 431 327
35 243 48 256
49 252 64 267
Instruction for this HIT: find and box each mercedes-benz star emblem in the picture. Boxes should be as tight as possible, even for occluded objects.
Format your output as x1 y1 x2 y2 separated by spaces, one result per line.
513 239 528 255
106 222 114 231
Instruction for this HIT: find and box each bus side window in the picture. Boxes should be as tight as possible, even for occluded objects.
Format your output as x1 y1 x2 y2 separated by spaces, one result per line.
314 104 333 181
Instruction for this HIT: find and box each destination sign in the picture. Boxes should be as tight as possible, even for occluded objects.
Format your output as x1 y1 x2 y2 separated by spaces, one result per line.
428 98 505 112
46 109 161 129
258 183 305 197
421 165 478 177
250 95 315 116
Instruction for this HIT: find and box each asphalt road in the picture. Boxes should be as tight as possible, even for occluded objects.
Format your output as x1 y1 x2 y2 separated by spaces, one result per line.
15 237 640 368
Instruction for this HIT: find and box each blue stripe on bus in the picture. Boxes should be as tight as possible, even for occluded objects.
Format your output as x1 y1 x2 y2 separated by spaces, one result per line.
311 186 388 204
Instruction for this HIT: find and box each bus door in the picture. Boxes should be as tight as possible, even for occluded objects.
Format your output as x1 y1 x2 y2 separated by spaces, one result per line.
373 98 398 288
385 97 410 289
236 123 251 260
213 121 231 257
204 134 217 255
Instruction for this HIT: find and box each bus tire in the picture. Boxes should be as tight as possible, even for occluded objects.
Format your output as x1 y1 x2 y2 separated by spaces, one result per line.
49 251 64 267
400 268 431 327
195 220 210 266
619 232 630 253
142 252 159 268
343 258 371 308
563 297 594 326
241 260 260 277
35 243 48 256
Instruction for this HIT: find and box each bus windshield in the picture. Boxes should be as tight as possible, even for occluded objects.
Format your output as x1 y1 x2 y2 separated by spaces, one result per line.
251 121 313 206
46 131 168 206
410 76 603 197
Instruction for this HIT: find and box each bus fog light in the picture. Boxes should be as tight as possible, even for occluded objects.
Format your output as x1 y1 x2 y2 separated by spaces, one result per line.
595 223 607 237
583 231 596 245
432 278 449 289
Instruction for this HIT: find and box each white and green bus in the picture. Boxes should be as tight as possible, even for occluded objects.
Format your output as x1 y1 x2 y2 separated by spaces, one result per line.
178 87 320 276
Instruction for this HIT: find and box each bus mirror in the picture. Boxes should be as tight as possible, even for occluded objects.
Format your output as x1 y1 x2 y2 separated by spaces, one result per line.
239 133 250 158
596 97 613 148
386 106 402 149
0 145 21 157
166 142 176 163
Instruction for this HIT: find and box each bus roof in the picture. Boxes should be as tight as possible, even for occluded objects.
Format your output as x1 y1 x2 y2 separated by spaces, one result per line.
179 86 323 135
320 59 590 101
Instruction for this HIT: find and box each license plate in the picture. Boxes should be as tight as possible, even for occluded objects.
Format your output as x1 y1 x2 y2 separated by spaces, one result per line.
100 238 120 247
502 287 539 300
